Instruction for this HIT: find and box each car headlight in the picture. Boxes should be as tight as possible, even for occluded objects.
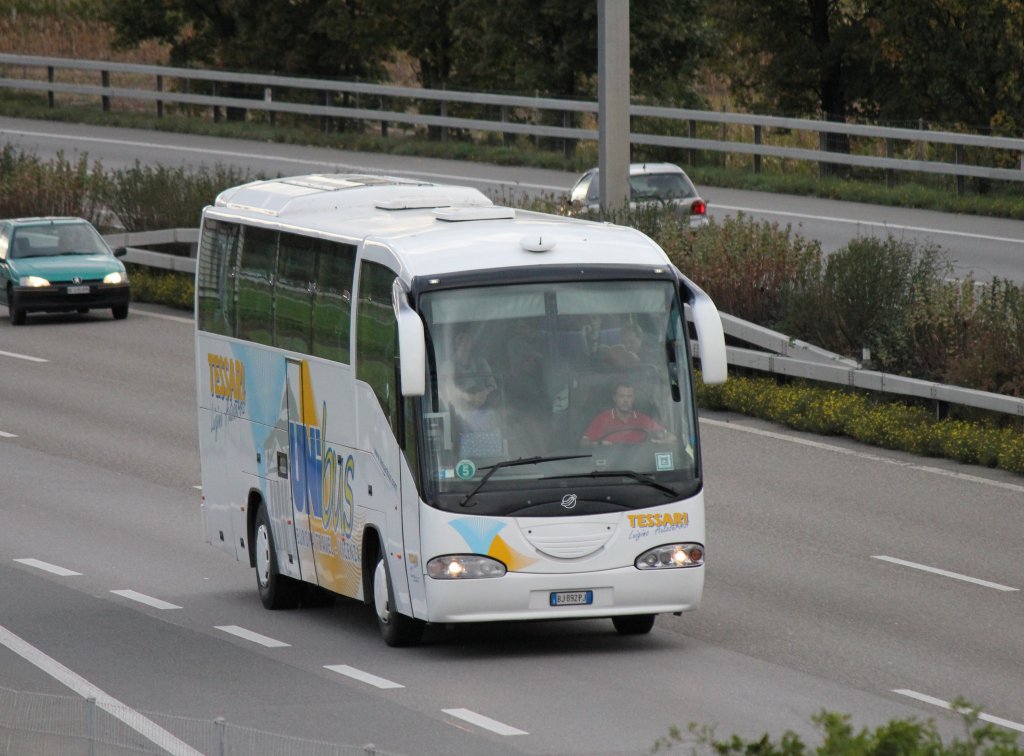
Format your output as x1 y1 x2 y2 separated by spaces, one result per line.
426 555 507 579
104 271 126 284
19 275 50 287
635 543 704 569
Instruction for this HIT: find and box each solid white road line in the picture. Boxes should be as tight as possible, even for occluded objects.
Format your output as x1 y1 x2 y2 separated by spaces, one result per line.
110 590 183 610
713 204 1024 246
0 348 48 362
0 624 204 756
872 555 1018 592
893 689 1024 734
13 558 81 577
128 308 193 324
442 708 528 736
700 418 1024 495
324 664 404 689
214 625 290 648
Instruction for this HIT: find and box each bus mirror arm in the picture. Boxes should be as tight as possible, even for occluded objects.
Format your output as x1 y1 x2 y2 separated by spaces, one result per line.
678 276 728 385
394 285 427 397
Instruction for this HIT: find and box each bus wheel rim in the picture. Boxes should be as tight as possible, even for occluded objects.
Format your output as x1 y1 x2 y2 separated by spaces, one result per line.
374 560 390 624
256 524 270 587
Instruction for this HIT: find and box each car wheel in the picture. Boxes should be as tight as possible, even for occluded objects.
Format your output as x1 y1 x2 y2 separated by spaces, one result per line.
7 288 26 326
612 614 656 635
373 553 425 647
111 303 129 320
254 506 300 610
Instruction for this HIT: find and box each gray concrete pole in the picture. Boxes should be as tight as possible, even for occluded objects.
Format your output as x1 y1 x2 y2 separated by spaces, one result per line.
598 0 630 213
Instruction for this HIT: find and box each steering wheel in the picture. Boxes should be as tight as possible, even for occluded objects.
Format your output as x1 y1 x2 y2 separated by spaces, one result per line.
596 427 651 445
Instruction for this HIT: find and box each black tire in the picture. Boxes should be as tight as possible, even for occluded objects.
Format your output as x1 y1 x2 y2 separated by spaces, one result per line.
7 288 25 326
254 506 300 610
612 614 656 635
111 303 129 320
372 553 425 647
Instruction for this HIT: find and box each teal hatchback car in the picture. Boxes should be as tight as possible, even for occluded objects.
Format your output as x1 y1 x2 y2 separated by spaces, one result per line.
0 217 130 325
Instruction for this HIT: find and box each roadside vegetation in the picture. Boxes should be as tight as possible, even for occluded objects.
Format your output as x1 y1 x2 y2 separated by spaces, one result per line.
652 702 1022 754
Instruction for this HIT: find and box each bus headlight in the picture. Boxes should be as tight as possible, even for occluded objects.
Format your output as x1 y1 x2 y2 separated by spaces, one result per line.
635 543 704 569
426 555 507 579
19 275 50 287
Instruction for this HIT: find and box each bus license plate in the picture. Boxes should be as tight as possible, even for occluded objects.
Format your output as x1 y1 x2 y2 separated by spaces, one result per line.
550 590 593 607
67 285 90 294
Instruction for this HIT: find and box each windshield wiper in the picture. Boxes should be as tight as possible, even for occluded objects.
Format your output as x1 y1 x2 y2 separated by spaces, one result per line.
540 469 678 497
461 454 592 507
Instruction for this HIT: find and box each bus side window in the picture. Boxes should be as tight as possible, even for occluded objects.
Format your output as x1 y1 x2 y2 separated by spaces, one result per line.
313 240 355 363
275 233 317 353
236 226 277 345
356 260 399 434
196 219 240 336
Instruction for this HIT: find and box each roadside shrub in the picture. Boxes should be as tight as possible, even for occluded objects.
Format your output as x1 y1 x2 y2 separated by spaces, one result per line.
653 703 1022 754
696 373 1024 475
0 145 108 225
126 264 193 310
664 214 823 327
106 162 263 231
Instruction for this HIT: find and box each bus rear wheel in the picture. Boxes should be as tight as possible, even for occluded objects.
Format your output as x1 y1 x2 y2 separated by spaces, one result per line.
254 506 300 610
612 614 656 635
373 554 425 647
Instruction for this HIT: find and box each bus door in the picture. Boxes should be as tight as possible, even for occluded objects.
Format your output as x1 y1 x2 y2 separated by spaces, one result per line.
285 358 319 584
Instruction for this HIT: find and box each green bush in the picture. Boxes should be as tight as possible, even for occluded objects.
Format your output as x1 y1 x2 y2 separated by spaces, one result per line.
106 162 263 231
697 373 1024 475
653 703 1022 754
125 265 193 310
0 145 108 224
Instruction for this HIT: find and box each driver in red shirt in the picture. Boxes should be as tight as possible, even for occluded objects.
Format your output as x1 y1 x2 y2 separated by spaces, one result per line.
580 382 675 447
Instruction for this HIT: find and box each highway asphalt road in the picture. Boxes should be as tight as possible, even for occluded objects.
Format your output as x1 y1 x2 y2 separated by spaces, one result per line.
1 304 1022 754
2 116 1023 283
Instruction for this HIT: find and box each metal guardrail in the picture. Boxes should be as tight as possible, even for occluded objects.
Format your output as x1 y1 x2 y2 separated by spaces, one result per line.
113 235 1024 420
0 685 400 756
4 53 1024 187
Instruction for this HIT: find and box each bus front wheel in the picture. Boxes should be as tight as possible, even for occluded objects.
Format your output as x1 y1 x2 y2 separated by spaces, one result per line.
373 554 425 647
254 506 300 610
612 614 656 635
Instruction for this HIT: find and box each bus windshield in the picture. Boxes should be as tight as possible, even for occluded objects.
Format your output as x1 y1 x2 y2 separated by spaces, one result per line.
418 278 700 516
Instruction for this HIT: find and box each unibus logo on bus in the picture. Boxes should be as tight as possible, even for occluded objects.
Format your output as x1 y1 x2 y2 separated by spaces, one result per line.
287 405 356 539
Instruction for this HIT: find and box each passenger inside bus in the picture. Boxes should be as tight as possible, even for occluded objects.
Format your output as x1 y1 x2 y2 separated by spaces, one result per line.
442 326 504 457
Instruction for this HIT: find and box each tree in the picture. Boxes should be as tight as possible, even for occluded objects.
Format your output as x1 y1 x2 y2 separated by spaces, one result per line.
866 0 1024 134
104 0 390 79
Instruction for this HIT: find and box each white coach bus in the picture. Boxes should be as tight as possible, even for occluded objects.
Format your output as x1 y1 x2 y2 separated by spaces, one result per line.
194 173 727 645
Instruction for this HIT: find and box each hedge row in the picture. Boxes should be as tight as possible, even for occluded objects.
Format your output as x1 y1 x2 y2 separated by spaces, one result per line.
697 373 1024 475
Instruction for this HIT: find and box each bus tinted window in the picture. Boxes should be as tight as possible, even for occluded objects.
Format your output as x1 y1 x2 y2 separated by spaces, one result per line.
313 241 356 363
196 219 240 336
236 226 277 344
275 233 317 352
356 261 398 432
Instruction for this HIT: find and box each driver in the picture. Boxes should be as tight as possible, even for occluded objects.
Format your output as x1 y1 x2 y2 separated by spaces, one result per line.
580 382 675 447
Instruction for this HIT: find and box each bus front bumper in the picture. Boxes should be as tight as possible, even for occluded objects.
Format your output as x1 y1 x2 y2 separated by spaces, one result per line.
422 563 704 623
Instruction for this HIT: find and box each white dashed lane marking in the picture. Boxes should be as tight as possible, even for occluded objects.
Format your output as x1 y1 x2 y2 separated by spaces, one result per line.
443 708 528 736
13 558 81 577
873 555 1018 592
215 625 290 648
110 590 183 610
324 664 404 689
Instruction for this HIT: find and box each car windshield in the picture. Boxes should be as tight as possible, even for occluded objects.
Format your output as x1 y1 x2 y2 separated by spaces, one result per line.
11 222 110 259
417 278 701 517
629 173 697 201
